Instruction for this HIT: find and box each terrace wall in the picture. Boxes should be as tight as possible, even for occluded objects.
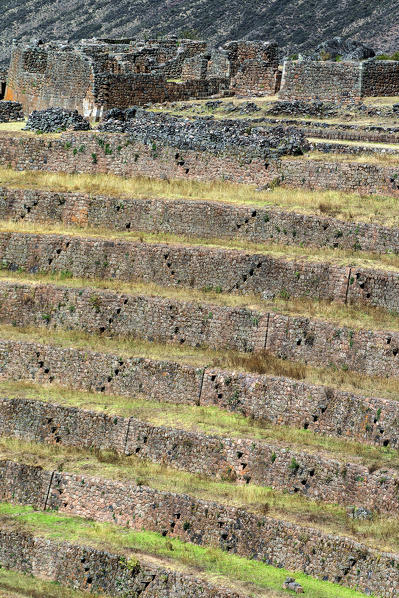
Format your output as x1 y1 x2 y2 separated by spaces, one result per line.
4 186 399 254
0 525 242 598
4 280 399 381
3 231 399 313
0 131 398 196
1 339 397 448
0 460 398 596
0 398 397 512
281 158 399 196
0 233 351 303
0 281 269 353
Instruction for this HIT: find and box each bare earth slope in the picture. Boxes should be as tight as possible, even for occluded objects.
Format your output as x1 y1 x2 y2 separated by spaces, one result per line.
2 0 399 67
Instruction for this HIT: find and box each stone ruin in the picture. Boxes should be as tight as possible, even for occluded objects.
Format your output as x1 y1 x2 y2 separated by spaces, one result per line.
279 37 399 102
3 35 399 119
5 37 280 119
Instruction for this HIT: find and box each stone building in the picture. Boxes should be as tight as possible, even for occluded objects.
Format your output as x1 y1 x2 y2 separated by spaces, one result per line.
5 38 280 119
279 58 399 102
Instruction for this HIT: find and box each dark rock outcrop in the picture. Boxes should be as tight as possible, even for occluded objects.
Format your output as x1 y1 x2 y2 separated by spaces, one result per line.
99 108 309 159
24 107 90 132
310 37 376 61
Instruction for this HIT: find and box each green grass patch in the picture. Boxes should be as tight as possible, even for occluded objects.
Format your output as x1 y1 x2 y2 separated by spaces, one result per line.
0 503 371 598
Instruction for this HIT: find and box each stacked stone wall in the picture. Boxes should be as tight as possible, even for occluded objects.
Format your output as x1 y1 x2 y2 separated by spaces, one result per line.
281 157 399 196
0 397 398 511
0 281 268 353
0 101 23 122
1 339 397 448
0 525 242 598
0 131 398 196
5 38 279 117
311 140 399 156
5 46 95 115
0 233 351 303
4 278 399 380
361 60 399 97
279 59 399 101
279 61 362 102
3 232 399 313
262 116 399 144
96 73 226 112
0 132 276 186
0 460 398 596
230 59 279 96
4 186 399 254
0 339 204 403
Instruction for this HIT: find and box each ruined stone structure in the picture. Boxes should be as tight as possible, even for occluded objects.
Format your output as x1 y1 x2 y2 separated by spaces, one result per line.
279 58 399 101
5 38 279 118
4 37 399 112
2 31 399 598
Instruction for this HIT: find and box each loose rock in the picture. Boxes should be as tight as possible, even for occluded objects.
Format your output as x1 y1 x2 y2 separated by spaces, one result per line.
283 577 304 593
99 108 309 159
24 107 90 133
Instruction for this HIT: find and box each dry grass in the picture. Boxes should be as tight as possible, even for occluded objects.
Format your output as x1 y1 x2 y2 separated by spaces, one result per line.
3 217 399 272
0 122 26 132
1 380 397 469
2 322 399 401
363 96 399 106
309 136 399 150
2 167 399 227
0 437 399 555
4 269 399 333
295 150 399 165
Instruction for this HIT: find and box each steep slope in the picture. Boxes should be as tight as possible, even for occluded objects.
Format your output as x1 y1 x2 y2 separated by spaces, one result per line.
2 0 399 67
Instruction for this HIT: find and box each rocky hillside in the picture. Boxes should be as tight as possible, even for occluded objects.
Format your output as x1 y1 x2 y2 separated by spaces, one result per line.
2 0 399 67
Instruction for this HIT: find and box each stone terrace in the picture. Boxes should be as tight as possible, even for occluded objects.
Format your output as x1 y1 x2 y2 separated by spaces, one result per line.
1 94 399 598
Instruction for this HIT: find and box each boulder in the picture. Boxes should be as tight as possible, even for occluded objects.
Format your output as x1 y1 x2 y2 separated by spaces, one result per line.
310 37 375 61
283 577 304 593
